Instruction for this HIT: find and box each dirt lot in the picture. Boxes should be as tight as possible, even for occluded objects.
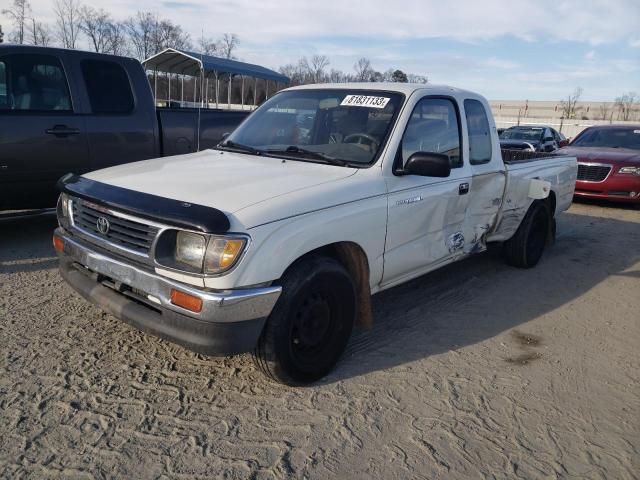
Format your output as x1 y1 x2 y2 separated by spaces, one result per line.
0 202 638 479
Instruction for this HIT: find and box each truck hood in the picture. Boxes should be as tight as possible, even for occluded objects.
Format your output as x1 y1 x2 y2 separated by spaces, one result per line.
558 146 640 165
84 149 358 220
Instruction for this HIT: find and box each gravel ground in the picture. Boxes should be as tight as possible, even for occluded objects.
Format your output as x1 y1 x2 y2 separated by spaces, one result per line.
0 201 638 479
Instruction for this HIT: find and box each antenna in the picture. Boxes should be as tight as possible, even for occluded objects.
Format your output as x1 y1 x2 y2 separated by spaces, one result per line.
196 28 204 152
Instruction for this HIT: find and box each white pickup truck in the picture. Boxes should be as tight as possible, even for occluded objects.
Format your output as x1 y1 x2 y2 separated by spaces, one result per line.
54 83 577 385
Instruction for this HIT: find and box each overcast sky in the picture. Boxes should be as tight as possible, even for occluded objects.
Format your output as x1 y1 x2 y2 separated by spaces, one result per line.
2 0 639 101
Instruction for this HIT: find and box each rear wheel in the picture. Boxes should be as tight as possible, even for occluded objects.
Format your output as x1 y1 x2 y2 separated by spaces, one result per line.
252 256 356 385
504 202 550 268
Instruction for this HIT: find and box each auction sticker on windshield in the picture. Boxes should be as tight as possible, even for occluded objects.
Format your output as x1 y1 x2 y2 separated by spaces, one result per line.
341 95 390 109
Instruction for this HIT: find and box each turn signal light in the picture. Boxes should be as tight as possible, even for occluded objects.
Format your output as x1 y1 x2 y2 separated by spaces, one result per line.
170 289 203 313
53 236 64 253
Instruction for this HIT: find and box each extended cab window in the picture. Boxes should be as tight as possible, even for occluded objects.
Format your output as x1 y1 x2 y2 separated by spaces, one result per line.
401 97 462 167
464 99 492 164
0 54 72 111
81 60 134 114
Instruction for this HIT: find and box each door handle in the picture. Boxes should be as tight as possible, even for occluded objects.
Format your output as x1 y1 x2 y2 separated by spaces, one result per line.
459 183 470 195
45 125 80 137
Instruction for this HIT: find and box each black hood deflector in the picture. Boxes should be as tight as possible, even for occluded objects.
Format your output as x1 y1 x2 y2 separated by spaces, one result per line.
58 173 230 234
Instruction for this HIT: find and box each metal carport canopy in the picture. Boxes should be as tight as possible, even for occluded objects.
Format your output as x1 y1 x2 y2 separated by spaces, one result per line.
142 48 289 83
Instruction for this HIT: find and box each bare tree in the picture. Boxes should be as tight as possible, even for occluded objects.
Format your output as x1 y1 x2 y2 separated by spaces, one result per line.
407 73 428 84
329 68 346 83
27 18 52 46
597 103 611 121
353 57 373 81
218 33 238 59
80 6 114 53
153 18 191 53
560 87 583 119
198 34 218 56
54 0 82 49
615 92 638 121
124 12 191 60
105 22 127 56
2 0 30 44
124 12 155 60
308 54 330 83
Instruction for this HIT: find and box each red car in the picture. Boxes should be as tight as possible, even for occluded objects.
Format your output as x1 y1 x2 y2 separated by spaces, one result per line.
558 124 640 205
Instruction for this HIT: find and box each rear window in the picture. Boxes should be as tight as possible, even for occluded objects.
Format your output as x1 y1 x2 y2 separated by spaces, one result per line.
0 54 72 111
81 59 134 114
464 99 492 164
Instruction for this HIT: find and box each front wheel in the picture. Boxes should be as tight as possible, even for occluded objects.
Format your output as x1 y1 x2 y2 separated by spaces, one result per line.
252 256 356 385
504 202 551 268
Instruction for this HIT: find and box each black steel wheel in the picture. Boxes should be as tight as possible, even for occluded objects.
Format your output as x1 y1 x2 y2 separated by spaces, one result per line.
504 202 551 268
252 256 356 385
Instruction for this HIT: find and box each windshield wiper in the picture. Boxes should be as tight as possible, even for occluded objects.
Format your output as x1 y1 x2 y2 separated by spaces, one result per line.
266 146 348 166
217 140 263 155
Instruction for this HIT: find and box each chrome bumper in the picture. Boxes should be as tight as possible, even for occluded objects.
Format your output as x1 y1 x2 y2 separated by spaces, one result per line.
55 228 281 324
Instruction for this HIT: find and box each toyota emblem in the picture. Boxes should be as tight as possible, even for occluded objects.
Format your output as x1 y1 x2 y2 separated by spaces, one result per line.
96 216 110 235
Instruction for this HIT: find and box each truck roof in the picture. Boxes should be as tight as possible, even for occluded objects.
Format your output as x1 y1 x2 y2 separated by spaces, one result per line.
285 82 482 99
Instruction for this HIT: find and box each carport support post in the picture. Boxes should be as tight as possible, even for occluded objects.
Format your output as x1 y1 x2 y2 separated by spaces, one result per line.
205 76 209 107
254 78 257 107
168 73 171 104
153 69 157 105
215 72 219 109
193 75 197 105
241 75 245 110
227 74 232 109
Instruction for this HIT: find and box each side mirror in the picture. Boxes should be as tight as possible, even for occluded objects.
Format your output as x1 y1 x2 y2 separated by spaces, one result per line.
558 139 569 147
399 152 451 177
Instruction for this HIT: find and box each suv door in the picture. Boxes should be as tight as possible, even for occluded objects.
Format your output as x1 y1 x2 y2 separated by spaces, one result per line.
73 57 158 170
383 96 472 286
0 52 88 209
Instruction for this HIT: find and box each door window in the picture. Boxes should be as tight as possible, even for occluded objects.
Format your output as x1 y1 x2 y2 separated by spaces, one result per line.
464 99 492 164
0 55 72 111
81 59 134 114
400 97 462 168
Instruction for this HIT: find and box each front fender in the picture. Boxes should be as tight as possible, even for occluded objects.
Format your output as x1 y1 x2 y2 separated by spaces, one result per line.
203 194 388 291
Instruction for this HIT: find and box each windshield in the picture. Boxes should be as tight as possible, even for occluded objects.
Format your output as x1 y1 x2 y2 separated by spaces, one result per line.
219 89 404 166
570 127 640 150
500 128 544 141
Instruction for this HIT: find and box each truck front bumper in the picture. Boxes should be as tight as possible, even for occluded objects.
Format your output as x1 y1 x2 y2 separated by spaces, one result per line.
54 228 281 355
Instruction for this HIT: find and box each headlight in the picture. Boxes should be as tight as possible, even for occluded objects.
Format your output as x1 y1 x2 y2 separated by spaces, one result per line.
58 193 70 218
618 166 640 175
175 231 207 270
169 231 248 275
204 237 247 274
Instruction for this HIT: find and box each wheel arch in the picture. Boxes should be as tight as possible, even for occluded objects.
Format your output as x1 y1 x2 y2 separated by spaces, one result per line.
281 241 374 328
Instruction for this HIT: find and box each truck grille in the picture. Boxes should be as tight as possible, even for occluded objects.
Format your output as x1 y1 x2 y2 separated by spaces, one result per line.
72 200 159 255
577 164 611 182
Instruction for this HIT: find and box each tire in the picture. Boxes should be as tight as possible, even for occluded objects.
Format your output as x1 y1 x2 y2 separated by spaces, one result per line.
252 256 356 385
504 202 550 268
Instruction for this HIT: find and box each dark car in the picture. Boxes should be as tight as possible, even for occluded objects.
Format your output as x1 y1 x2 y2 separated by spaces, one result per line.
499 125 568 152
558 124 640 204
0 45 255 210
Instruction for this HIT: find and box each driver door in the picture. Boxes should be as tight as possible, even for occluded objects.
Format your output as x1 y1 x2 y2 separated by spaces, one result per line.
382 96 472 287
